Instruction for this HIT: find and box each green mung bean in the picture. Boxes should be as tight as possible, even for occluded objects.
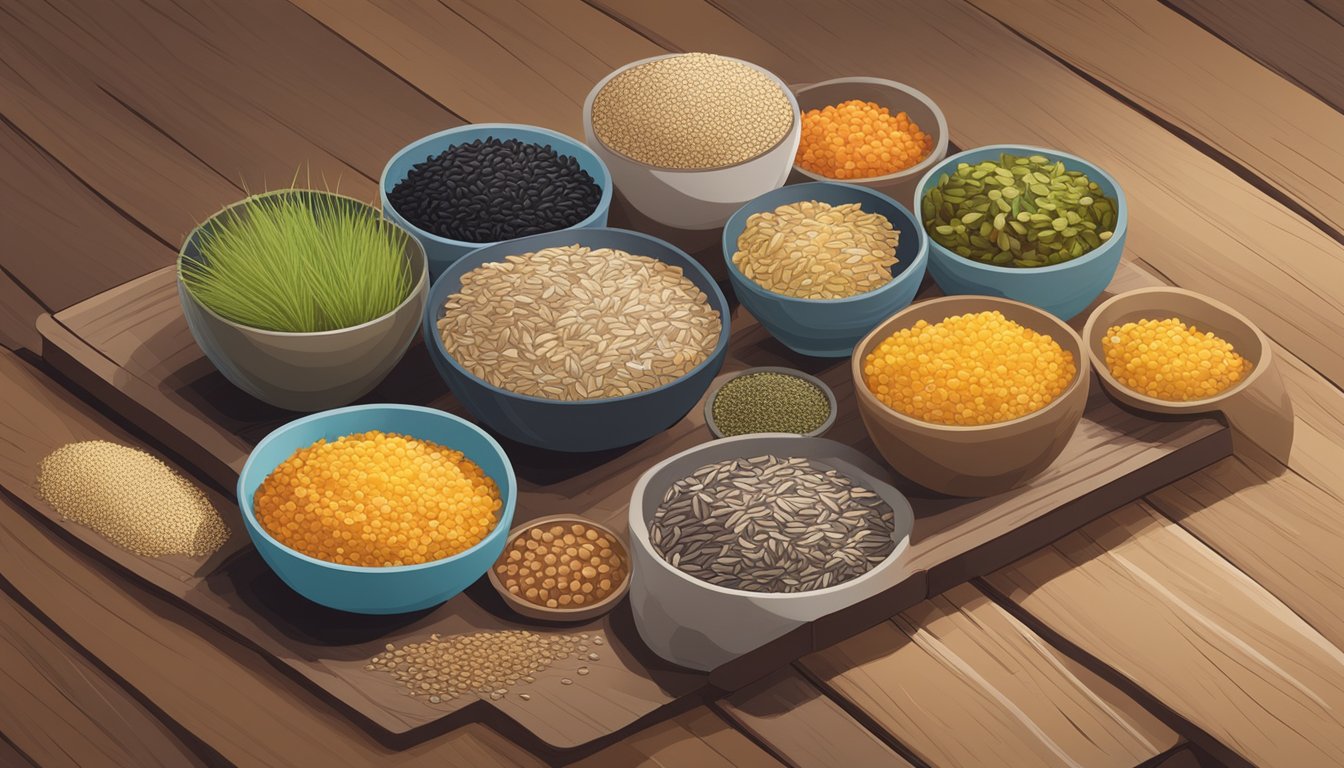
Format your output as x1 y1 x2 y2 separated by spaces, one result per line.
711 372 831 437
921 153 1117 268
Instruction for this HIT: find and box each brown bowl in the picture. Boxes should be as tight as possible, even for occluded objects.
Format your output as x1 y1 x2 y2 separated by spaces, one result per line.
487 514 631 623
851 295 1090 497
1082 287 1292 461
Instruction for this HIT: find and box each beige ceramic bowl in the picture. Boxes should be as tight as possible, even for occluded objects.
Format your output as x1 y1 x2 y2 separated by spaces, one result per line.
487 514 631 623
852 295 1090 497
1083 287 1292 461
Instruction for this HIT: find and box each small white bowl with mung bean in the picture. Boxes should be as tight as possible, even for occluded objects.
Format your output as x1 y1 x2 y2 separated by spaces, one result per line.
583 52 801 230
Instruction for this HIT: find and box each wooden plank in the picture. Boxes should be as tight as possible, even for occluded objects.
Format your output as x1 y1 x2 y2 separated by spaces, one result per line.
588 0 1344 389
802 583 1180 768
985 502 1344 767
0 591 210 768
1166 0 1344 113
966 0 1344 240
717 669 915 768
575 708 783 768
0 736 34 768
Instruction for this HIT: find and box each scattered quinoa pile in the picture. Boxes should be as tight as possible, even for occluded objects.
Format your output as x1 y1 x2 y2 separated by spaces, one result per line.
494 520 628 611
252 431 501 567
36 441 229 558
796 99 934 179
733 201 899 299
1103 318 1252 401
591 52 793 169
438 244 721 401
863 311 1077 425
369 631 605 703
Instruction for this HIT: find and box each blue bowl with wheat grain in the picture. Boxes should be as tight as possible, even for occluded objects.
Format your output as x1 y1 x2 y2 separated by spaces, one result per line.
237 404 516 615
424 228 731 453
722 181 928 358
381 123 613 280
915 145 1127 320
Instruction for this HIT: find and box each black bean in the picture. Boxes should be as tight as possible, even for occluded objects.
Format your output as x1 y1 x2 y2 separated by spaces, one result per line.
387 137 602 243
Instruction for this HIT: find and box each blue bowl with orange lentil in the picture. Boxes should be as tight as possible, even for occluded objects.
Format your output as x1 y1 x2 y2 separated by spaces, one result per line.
237 403 517 615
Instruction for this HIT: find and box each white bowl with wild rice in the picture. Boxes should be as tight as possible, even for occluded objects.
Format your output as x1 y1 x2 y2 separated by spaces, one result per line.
583 52 801 230
627 434 914 671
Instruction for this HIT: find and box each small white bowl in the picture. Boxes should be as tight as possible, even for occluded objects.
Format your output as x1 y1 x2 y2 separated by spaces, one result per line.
583 53 801 231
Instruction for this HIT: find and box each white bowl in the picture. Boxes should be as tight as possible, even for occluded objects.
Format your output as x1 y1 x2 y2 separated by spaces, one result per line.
583 53 801 231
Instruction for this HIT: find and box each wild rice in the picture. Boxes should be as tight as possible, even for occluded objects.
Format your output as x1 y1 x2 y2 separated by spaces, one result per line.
438 245 721 401
732 200 899 299
650 455 896 593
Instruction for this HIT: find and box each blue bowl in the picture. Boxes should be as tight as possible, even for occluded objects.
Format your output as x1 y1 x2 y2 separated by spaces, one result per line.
424 228 731 453
237 404 516 615
722 182 928 357
914 144 1127 320
381 123 613 281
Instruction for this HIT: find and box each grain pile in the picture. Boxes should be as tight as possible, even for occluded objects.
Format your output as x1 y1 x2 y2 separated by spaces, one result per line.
732 201 899 299
651 456 896 593
591 53 793 169
1103 317 1252 401
438 244 721 401
369 631 605 703
37 441 229 558
494 520 628 610
710 371 832 437
797 100 934 179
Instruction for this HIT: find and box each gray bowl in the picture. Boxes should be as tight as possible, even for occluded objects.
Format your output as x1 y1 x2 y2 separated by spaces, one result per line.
703 366 839 439
178 190 429 412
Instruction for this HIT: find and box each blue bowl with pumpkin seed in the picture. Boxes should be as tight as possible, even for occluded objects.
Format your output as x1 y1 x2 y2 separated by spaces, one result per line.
915 145 1127 320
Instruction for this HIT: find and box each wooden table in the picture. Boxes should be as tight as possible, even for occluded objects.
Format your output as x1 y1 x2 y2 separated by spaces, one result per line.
1 1 1341 765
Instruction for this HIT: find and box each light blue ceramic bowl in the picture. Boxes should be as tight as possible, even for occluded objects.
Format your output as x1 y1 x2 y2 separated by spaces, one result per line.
237 404 516 615
915 144 1127 320
380 123 613 280
722 181 928 357
425 228 731 453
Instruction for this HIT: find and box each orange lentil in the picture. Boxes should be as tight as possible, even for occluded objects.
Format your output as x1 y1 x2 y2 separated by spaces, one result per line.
863 311 1076 426
796 99 934 180
1103 318 1252 402
253 431 501 567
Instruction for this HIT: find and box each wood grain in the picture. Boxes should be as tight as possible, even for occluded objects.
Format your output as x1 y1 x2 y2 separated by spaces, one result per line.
967 0 1344 240
986 502 1344 767
1166 0 1344 113
800 583 1179 768
589 0 1344 389
574 708 783 768
716 669 915 768
0 590 208 768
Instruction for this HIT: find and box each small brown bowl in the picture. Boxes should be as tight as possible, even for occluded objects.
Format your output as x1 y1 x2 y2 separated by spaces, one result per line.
487 514 631 623
851 295 1090 497
1083 287 1292 461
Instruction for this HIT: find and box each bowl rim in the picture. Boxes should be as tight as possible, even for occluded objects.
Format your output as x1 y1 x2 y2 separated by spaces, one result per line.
850 294 1091 433
722 180 930 306
1083 286 1270 410
378 122 614 249
486 513 632 620
583 52 801 173
789 76 951 185
177 189 430 338
237 403 518 574
914 143 1129 275
703 366 839 439
425 227 733 407
628 433 914 601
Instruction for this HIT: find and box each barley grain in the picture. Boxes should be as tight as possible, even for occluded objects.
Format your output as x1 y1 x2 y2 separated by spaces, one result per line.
732 201 899 299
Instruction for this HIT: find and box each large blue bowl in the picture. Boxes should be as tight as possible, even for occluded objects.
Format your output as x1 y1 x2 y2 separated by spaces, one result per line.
424 228 731 453
915 144 1127 320
381 123 613 281
722 181 928 358
237 404 516 614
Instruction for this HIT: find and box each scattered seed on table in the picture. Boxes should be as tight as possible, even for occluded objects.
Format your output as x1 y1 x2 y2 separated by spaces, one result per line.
439 244 721 400
733 200 899 299
561 678 573 686
651 456 896 593
387 137 601 243
370 630 583 703
36 441 230 558
591 52 793 169
712 371 831 437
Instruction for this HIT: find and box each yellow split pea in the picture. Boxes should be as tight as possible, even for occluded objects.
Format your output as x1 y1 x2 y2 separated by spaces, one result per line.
253 431 501 567
863 310 1076 426
1103 317 1252 401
